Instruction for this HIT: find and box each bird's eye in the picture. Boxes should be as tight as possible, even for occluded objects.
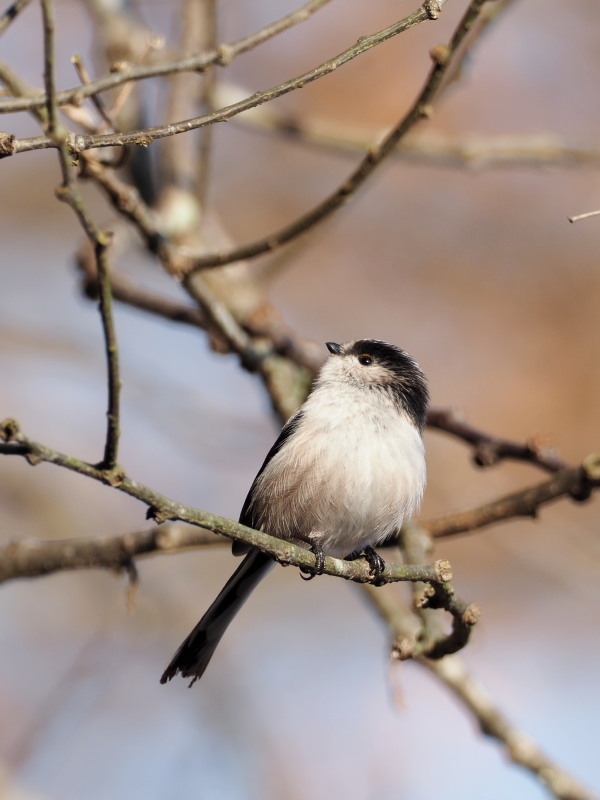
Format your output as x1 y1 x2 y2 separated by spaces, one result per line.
358 354 373 366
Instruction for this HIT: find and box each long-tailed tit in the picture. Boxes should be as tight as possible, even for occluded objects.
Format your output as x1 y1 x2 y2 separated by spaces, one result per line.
160 339 428 686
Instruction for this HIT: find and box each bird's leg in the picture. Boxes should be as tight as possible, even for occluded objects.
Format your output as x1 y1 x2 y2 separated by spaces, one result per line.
300 541 326 581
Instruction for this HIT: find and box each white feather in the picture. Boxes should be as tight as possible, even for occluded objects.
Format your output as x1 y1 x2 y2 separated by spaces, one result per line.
248 354 426 557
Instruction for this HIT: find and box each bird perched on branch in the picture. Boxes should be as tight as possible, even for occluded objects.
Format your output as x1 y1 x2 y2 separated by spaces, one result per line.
161 339 428 686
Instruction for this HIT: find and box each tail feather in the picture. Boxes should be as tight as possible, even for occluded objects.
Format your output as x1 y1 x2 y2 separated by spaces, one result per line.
160 549 274 686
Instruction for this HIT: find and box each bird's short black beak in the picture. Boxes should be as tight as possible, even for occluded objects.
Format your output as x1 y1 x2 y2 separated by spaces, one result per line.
326 342 342 355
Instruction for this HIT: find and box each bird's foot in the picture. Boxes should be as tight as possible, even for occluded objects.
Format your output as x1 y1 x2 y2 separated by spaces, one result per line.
363 546 386 584
348 546 386 585
300 542 326 581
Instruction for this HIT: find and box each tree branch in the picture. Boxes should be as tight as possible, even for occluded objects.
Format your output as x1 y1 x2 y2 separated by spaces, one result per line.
0 0 32 36
39 0 121 469
0 0 334 114
427 406 569 472
0 419 451 587
182 0 487 272
211 83 600 170
421 656 598 800
0 523 222 583
421 455 600 539
363 583 597 800
3 2 446 156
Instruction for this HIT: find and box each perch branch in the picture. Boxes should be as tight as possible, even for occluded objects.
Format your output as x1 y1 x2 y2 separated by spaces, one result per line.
0 420 450 587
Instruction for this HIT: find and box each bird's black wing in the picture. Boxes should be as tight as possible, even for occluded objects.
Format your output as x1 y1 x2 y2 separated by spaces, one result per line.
233 408 304 555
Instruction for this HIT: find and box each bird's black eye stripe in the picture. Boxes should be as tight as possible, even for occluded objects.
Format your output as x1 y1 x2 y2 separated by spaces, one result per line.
358 353 373 366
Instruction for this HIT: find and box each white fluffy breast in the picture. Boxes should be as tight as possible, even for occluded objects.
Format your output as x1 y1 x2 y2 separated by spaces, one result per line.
248 379 426 558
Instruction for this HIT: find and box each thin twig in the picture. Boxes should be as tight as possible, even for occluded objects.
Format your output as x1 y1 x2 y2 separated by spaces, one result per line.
0 0 32 36
4 2 446 156
195 0 217 207
0 0 343 115
181 0 487 272
39 0 57 136
569 209 600 224
39 0 122 469
212 82 600 170
93 242 121 468
427 406 569 472
0 59 47 124
77 243 207 328
71 53 117 130
161 0 216 194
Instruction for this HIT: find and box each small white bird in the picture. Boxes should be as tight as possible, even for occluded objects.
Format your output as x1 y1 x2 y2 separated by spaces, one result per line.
161 339 428 685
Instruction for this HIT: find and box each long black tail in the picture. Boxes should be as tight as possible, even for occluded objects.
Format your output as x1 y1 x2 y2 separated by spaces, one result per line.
160 549 274 686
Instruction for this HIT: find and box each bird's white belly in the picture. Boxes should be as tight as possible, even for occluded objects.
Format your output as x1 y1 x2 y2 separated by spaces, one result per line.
253 397 426 558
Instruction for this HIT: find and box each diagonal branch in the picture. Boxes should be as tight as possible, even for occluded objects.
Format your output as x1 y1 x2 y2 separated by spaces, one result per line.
0 0 32 36
0 419 451 587
0 0 335 114
364 583 597 800
4 2 447 156
421 656 598 800
182 0 489 272
421 455 600 539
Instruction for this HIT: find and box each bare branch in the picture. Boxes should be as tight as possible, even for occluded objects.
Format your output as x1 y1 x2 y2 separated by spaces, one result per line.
421 656 598 800
364 582 597 800
213 84 600 170
71 52 117 131
4 3 447 156
0 0 334 114
0 419 450 587
427 406 569 472
0 0 32 36
77 243 207 329
181 0 490 272
40 1 122 469
0 523 223 583
40 0 58 136
421 456 600 539
569 209 600 224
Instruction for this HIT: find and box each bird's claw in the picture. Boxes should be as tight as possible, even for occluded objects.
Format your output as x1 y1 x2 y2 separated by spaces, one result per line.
361 545 386 585
300 543 325 580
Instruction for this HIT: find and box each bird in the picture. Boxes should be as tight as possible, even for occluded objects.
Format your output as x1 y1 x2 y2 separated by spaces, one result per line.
160 339 429 686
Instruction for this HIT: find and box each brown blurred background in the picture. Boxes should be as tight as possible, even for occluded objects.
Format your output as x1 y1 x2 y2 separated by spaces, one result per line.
1 1 599 798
